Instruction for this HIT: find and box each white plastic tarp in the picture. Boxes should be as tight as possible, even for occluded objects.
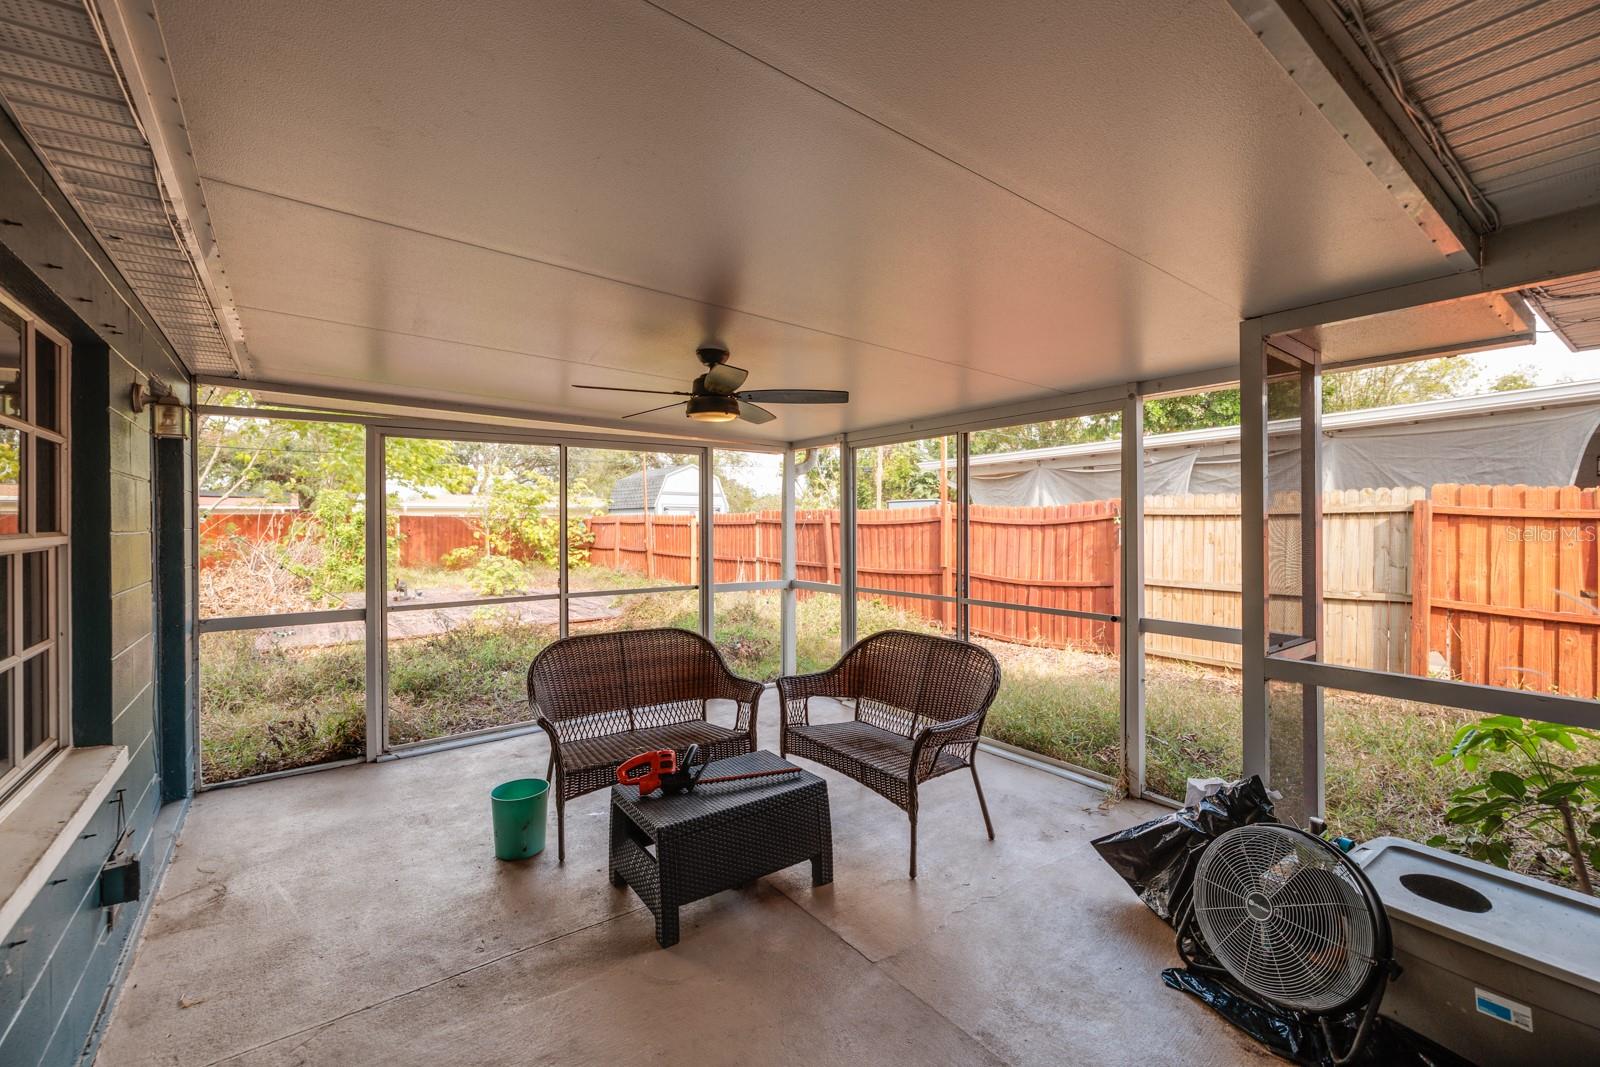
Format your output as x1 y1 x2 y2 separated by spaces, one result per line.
967 452 1194 506
961 404 1600 505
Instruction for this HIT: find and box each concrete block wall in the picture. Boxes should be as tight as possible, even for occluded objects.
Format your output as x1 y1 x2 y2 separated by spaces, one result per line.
0 107 194 1066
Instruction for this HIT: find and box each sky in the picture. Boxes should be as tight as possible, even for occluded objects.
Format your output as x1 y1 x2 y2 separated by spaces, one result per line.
1462 310 1595 389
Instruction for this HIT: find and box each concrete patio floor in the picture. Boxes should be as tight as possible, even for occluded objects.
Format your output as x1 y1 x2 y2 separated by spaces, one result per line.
96 702 1267 1067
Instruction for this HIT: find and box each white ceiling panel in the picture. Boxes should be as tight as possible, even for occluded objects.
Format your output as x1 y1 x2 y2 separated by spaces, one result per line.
152 0 1475 440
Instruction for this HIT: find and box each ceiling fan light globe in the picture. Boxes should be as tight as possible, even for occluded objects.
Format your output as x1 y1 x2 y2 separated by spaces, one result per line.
685 394 740 422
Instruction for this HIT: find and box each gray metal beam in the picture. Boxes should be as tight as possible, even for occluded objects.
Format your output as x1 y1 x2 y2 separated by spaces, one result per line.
1240 321 1269 781
1227 0 1481 269
1120 388 1146 798
780 449 798 676
698 446 714 637
1260 202 1600 335
364 428 386 761
840 443 858 649
1266 657 1600 732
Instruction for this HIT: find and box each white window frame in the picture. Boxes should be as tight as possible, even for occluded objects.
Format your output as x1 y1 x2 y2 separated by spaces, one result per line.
0 287 72 804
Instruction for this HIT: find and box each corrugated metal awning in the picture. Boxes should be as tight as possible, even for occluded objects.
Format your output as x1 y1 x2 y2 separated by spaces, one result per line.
1338 0 1600 228
1526 271 1600 350
0 0 241 374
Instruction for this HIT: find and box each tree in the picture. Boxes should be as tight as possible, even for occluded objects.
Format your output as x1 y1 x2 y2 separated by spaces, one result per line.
1322 358 1476 413
1489 367 1538 393
1144 390 1240 434
196 388 462 509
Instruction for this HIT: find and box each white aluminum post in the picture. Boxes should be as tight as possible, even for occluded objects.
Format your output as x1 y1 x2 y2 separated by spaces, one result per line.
956 433 971 641
1120 390 1146 798
364 429 387 761
1240 320 1270 782
1300 353 1326 820
558 445 569 638
781 449 798 676
840 441 857 649
699 447 714 637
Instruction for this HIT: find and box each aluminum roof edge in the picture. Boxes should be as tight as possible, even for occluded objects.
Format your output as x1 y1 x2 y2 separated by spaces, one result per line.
944 379 1600 471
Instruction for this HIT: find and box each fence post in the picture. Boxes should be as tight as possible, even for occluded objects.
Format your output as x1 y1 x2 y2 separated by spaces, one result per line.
823 509 836 585
1410 497 1432 676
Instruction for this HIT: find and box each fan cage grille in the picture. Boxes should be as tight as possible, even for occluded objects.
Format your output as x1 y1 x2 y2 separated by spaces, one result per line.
1192 825 1380 1013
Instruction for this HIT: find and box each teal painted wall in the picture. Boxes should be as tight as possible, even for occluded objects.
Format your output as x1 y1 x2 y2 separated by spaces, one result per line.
0 108 194 1066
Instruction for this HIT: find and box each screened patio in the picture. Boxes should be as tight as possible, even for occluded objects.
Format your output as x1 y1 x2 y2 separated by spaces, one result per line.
1 1 1599 1066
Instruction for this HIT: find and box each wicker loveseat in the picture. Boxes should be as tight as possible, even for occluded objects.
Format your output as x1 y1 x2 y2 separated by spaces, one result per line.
528 627 763 862
778 630 1002 878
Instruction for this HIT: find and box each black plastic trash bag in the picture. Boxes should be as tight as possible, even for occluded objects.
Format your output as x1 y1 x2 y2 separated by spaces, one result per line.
1161 969 1476 1067
1091 775 1275 925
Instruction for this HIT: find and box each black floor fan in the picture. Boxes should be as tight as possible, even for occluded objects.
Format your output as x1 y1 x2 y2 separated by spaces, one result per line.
1173 824 1398 1065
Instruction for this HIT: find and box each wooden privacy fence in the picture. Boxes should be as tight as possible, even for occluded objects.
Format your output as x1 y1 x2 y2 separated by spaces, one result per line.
1414 484 1600 697
589 503 1125 651
200 484 1600 692
1144 487 1422 673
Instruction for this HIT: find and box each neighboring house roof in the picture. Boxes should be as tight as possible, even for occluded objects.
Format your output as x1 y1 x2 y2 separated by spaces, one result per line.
604 463 694 511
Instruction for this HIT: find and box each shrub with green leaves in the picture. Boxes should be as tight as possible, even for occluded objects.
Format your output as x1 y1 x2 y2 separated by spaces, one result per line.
1430 716 1600 895
464 554 531 597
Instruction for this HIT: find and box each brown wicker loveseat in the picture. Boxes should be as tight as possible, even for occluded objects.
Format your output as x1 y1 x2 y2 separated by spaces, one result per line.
528 627 763 861
778 630 1002 878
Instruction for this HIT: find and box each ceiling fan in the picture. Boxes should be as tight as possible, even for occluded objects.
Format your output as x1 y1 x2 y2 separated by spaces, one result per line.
574 342 848 424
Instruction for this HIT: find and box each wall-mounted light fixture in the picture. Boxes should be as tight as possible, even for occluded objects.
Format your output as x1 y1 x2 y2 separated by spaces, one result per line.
129 377 188 438
152 398 186 439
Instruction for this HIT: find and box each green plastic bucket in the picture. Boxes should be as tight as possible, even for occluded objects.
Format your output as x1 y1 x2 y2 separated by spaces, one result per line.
490 778 549 860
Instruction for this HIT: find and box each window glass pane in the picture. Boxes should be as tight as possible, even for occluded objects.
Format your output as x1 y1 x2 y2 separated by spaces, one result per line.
856 591 955 640
200 625 366 784
793 446 841 585
32 332 58 432
21 549 47 648
0 304 21 419
198 413 368 617
568 448 699 593
22 649 50 755
712 450 781 583
855 436 958 605
0 428 19 534
1267 678 1315 824
1143 652 1243 803
387 605 556 746
975 607 1120 778
1142 387 1242 624
1266 368 1306 644
33 439 57 533
1315 349 1600 693
795 589 842 674
388 438 560 606
968 416 1120 614
0 556 9 658
573 588 699 635
713 589 781 681
0 669 9 775
1321 690 1599 895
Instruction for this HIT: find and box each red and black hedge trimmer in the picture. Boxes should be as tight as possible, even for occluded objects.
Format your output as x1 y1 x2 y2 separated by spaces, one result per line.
616 744 799 799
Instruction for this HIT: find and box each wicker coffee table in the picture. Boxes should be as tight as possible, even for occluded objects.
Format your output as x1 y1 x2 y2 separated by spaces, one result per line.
609 749 833 947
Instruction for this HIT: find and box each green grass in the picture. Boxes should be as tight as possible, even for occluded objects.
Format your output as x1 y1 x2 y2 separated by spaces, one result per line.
386 617 558 744
198 587 1591 890
199 631 366 783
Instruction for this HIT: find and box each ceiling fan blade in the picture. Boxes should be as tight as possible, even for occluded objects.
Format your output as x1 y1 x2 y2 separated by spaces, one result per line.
736 399 777 424
623 401 689 419
702 362 749 395
574 385 692 397
737 389 849 405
